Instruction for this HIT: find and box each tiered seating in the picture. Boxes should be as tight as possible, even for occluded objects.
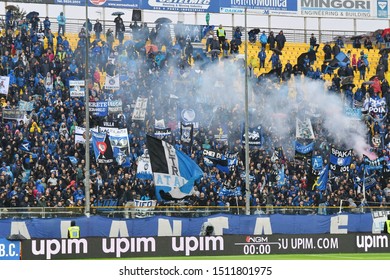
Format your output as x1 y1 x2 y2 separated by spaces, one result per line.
236 40 385 89
59 30 388 91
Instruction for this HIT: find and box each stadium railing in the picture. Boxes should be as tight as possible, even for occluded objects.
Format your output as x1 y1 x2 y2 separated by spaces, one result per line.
1 14 366 45
0 204 388 219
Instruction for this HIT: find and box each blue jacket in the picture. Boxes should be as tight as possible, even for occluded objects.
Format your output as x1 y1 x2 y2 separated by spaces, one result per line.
57 15 66 26
260 33 268 44
258 50 266 60
43 19 51 29
14 38 23 50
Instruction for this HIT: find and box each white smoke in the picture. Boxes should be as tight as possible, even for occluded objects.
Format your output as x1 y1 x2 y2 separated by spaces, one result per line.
123 51 370 158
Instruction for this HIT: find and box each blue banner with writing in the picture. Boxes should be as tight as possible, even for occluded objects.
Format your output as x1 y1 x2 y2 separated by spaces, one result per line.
141 0 219 12
220 0 298 13
0 238 20 260
0 214 373 239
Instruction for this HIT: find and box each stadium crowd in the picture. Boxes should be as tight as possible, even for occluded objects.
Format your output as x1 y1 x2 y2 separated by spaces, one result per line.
0 8 389 214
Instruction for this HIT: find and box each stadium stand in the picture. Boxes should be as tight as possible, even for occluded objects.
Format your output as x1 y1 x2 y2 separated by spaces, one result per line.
0 6 389 218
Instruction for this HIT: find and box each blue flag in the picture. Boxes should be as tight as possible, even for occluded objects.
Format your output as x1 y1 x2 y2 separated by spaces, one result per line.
312 156 323 171
363 155 387 171
146 135 203 201
313 164 329 191
68 156 78 166
219 186 242 197
294 141 314 160
19 139 31 153
329 147 352 173
203 149 230 173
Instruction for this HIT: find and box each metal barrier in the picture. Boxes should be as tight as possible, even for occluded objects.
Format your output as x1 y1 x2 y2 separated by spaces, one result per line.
0 205 388 219
0 14 369 44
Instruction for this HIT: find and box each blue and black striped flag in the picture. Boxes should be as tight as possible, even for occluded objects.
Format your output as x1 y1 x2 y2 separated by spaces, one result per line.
146 135 203 201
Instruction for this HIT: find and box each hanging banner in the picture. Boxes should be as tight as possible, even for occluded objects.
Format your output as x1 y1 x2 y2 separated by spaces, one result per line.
132 97 148 121
89 101 108 117
2 109 28 123
134 199 157 218
296 118 315 139
104 74 120 90
108 100 123 113
329 147 353 173
69 80 85 98
18 100 35 111
0 76 10 95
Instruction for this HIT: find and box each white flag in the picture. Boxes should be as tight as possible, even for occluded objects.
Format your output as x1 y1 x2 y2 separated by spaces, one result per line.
104 74 120 90
0 76 10 95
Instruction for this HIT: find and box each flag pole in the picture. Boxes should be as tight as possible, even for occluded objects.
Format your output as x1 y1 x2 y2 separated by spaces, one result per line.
244 7 250 215
84 0 91 217
362 165 366 203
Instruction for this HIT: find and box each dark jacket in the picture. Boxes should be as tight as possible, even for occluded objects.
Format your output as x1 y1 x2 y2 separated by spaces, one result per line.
275 32 286 50
94 22 103 33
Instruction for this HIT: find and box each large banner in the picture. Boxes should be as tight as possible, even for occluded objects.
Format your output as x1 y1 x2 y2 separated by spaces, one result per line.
146 135 203 201
203 148 230 173
14 0 388 19
0 213 376 240
89 101 108 117
99 127 131 166
220 0 298 15
241 125 263 146
20 233 390 259
294 141 314 160
92 131 114 164
2 108 28 123
141 0 219 12
329 147 353 173
299 0 375 18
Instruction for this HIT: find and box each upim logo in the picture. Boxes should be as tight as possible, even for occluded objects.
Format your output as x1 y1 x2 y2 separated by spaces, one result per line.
356 235 389 252
172 236 224 256
32 239 88 259
102 237 156 258
245 236 269 243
